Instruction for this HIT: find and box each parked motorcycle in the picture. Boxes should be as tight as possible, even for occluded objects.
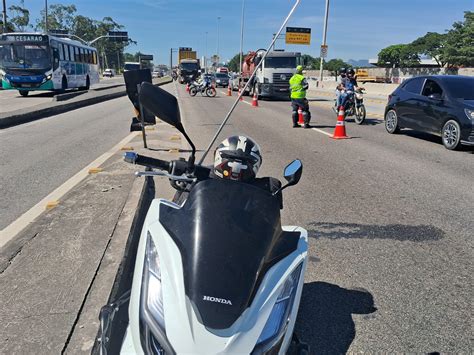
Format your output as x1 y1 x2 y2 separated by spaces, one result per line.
334 88 367 124
189 80 216 98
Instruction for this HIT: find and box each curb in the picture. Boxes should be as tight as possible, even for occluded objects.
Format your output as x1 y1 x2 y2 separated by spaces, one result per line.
0 78 171 129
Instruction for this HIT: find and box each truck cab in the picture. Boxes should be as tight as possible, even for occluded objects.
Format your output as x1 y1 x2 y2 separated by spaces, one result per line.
243 50 301 99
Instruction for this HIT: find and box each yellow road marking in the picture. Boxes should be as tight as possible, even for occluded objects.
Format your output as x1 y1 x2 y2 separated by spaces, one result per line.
120 146 134 151
168 149 180 153
45 201 59 209
145 126 155 131
170 135 181 141
88 167 103 174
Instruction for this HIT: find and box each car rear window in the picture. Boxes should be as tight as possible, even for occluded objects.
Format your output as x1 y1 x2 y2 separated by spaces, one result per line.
216 73 228 78
403 78 424 94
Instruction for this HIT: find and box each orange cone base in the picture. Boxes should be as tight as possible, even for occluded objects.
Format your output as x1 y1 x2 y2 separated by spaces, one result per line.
252 94 258 107
331 135 351 139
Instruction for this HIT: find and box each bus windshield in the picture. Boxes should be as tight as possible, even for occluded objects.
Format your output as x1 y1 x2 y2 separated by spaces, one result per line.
0 43 51 70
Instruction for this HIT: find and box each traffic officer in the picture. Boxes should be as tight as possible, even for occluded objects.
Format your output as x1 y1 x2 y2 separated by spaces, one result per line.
289 65 311 128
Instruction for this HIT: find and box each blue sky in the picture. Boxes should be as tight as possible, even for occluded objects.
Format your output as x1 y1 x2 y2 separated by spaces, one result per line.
5 0 473 64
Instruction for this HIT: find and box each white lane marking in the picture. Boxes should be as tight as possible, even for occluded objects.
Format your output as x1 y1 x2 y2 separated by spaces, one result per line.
0 131 137 249
219 91 252 105
312 127 333 137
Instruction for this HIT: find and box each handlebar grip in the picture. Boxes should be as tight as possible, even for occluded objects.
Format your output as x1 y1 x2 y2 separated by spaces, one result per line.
124 152 170 171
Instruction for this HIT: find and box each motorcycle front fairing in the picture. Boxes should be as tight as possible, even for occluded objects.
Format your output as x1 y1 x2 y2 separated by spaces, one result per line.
122 178 308 354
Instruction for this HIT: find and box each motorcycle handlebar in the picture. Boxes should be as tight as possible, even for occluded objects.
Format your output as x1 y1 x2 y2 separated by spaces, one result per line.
124 152 170 171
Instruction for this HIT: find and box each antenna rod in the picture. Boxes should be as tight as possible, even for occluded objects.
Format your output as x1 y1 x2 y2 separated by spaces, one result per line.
198 0 302 165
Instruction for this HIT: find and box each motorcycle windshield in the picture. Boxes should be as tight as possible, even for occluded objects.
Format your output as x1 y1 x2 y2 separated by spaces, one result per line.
159 178 299 329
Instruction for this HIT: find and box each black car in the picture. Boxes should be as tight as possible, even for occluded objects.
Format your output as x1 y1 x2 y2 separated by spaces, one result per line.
384 75 474 150
214 73 230 87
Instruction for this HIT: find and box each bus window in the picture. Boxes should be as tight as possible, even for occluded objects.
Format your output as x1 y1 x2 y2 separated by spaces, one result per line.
87 49 91 63
69 46 74 62
93 51 97 65
64 44 69 61
52 47 60 70
74 47 79 62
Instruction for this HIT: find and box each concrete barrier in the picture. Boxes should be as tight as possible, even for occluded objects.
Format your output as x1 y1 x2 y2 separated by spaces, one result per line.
0 77 171 129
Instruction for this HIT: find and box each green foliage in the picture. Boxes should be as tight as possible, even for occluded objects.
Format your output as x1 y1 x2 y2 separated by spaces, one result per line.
377 44 420 67
35 4 77 32
227 53 240 72
9 1 30 32
325 58 351 74
411 32 447 66
441 11 474 67
301 54 322 69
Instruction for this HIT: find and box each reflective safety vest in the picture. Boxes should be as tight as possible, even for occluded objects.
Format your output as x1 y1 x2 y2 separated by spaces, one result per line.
289 74 306 99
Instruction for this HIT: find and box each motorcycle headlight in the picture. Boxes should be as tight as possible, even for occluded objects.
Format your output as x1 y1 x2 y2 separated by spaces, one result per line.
465 109 474 120
142 232 165 329
355 93 363 100
253 263 303 353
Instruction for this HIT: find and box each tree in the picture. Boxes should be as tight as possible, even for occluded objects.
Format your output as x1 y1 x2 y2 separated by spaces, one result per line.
9 1 30 32
0 19 15 32
35 4 77 32
301 54 322 69
227 53 241 72
440 11 474 67
411 32 447 67
377 44 420 67
325 58 350 74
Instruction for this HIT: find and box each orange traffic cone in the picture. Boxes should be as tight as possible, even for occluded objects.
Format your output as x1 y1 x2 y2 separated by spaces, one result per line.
227 83 232 96
252 92 258 107
238 88 243 101
185 83 189 92
332 106 350 139
298 108 304 125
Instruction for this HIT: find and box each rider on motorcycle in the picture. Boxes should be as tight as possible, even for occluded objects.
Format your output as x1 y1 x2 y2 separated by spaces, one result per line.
338 69 364 108
196 72 211 90
335 68 347 108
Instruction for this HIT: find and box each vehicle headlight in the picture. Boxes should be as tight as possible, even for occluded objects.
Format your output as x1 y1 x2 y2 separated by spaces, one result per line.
42 74 52 83
253 263 303 353
3 75 10 83
465 109 474 120
142 232 165 329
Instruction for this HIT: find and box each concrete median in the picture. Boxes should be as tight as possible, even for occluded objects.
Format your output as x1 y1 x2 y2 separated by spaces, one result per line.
0 77 171 129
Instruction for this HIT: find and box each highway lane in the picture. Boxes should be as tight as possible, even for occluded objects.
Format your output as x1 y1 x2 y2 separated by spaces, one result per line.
176 83 473 352
0 87 141 230
0 77 124 114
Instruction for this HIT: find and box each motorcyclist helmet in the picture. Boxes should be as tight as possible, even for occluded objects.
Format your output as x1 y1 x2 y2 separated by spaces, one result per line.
339 68 347 76
347 68 355 76
214 135 262 182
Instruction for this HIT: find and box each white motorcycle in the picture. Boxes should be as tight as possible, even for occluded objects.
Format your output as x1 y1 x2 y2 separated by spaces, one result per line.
96 82 309 354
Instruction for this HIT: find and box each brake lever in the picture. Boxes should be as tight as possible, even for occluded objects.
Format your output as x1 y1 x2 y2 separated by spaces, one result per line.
135 171 195 182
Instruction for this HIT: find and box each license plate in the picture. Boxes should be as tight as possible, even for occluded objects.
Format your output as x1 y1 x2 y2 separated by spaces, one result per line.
279 88 287 92
22 84 32 88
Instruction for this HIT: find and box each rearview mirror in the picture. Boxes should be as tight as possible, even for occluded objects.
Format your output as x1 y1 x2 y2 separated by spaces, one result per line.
139 82 182 129
284 159 303 186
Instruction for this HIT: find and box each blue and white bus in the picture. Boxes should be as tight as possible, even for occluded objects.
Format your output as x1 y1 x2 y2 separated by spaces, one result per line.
0 33 100 96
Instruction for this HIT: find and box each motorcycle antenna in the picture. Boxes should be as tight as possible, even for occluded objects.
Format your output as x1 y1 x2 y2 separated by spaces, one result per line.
198 0 302 165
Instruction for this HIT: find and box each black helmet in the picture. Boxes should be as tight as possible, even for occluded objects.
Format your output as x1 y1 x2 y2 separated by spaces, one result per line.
347 68 355 75
339 68 347 74
214 135 262 182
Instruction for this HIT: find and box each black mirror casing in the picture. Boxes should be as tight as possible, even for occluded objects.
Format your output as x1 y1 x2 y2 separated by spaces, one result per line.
138 82 182 129
124 69 156 125
283 159 303 186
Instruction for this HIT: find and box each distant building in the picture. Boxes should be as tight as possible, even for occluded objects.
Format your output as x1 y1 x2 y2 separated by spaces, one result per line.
369 57 440 67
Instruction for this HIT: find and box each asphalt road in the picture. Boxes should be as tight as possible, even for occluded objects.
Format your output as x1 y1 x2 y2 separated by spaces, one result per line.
176 84 473 352
0 77 124 114
0 81 472 352
0 93 134 230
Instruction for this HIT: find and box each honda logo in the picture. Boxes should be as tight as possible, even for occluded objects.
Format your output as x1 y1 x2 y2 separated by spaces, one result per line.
203 295 233 306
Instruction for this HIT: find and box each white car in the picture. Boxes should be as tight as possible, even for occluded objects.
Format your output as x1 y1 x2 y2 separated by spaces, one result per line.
103 68 115 78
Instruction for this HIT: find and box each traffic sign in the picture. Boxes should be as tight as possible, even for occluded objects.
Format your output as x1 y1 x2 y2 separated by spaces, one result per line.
139 54 154 61
285 27 311 45
320 45 328 58
108 31 128 42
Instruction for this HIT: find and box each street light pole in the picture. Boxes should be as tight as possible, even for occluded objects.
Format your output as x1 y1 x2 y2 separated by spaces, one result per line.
319 0 330 84
217 16 221 65
239 0 245 76
205 31 208 74
45 0 48 33
2 0 7 33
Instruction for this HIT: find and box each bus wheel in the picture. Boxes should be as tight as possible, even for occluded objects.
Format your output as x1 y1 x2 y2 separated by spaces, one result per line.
19 91 29 97
61 76 68 92
80 76 90 91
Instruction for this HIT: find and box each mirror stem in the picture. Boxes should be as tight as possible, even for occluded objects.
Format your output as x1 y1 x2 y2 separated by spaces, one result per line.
177 123 196 168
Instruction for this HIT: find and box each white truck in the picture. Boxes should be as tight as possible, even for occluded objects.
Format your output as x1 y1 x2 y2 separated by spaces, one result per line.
242 49 301 99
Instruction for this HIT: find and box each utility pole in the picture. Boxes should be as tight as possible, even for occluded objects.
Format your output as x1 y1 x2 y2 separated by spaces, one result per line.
239 0 245 76
216 16 221 65
319 0 330 83
2 0 7 33
205 31 208 73
45 0 48 33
